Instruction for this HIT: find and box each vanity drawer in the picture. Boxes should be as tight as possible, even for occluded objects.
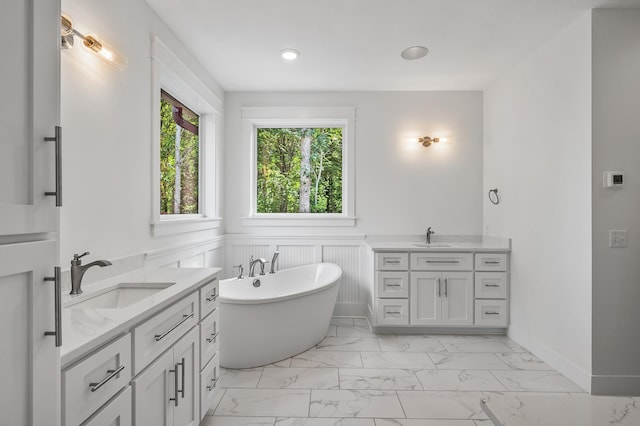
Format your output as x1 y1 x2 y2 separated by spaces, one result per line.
411 252 473 271
377 272 409 298
81 386 132 426
200 308 220 369
63 334 131 426
200 279 219 320
132 292 199 374
475 253 508 271
475 272 508 299
376 252 409 270
376 299 409 325
200 352 220 419
474 300 508 327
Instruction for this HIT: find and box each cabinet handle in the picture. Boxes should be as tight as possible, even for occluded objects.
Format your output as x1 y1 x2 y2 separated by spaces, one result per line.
484 261 501 264
44 266 62 347
385 284 401 287
385 311 401 315
44 126 62 207
178 357 185 399
154 313 194 342
484 284 500 288
206 331 219 343
437 278 441 298
444 278 448 297
385 260 401 264
89 365 125 392
206 292 218 302
426 260 460 264
484 311 500 315
206 376 219 392
169 363 179 407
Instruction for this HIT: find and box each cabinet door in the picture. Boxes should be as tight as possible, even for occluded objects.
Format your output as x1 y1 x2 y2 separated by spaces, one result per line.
0 240 59 426
0 0 60 236
173 327 200 426
132 349 174 426
410 272 441 325
82 387 132 426
441 272 474 326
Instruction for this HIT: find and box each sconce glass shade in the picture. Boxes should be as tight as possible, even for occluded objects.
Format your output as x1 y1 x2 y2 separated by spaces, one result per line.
82 34 128 71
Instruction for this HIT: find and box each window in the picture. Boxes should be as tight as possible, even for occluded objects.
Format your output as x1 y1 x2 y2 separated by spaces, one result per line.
242 106 356 227
256 127 343 214
160 90 199 215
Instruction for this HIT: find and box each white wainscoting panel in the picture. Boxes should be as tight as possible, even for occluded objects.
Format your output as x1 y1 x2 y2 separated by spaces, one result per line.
180 253 206 267
276 245 317 271
322 245 364 316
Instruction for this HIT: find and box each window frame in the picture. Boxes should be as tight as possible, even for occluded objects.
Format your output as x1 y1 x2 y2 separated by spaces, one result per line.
241 106 356 227
150 37 222 236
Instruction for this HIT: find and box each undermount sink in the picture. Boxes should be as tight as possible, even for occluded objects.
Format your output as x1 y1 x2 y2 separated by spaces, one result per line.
66 282 175 310
413 243 453 248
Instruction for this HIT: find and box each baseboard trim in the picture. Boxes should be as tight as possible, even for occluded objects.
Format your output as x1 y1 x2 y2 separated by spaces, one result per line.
333 302 368 317
591 375 640 396
507 325 591 392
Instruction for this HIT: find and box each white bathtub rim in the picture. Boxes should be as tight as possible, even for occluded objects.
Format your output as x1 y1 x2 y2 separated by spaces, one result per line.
219 262 342 305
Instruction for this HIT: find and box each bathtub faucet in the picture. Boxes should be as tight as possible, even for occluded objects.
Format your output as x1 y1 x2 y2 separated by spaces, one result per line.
270 251 280 274
249 256 267 277
233 264 244 279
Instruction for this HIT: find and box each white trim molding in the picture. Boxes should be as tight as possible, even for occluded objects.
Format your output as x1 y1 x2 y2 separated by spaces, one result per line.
241 106 357 227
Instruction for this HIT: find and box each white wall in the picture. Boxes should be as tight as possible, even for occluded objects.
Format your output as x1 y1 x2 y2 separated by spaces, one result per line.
483 13 592 390
591 9 640 395
60 0 225 281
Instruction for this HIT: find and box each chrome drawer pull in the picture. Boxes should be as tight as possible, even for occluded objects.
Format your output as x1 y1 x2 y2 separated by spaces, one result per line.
484 261 500 264
155 313 194 342
426 260 460 264
89 365 125 392
44 266 62 347
206 293 218 302
44 126 62 207
206 376 219 391
484 284 500 287
385 260 401 264
386 284 401 287
206 332 220 343
444 278 448 297
385 310 401 315
484 311 500 315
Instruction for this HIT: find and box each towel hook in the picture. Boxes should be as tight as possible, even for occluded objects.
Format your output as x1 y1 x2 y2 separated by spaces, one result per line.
488 188 500 205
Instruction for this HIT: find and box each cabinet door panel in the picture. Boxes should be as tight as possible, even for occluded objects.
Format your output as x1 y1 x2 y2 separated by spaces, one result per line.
0 240 58 425
410 272 441 325
173 327 200 426
82 387 132 426
441 272 473 326
0 0 59 235
132 349 173 426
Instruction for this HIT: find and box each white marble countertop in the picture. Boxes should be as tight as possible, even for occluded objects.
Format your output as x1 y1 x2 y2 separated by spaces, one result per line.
481 393 640 425
366 234 511 252
61 267 221 369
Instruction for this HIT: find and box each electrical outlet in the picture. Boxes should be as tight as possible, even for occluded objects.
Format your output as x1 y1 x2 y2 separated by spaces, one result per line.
609 230 628 248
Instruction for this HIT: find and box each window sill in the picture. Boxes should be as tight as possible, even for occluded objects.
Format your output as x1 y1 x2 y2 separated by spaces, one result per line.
240 215 356 227
151 217 222 236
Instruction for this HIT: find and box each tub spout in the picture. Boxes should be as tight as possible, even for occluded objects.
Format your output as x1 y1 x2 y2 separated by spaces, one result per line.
270 251 280 274
249 256 267 277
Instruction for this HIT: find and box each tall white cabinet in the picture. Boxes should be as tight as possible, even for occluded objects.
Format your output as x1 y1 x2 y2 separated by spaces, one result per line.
0 0 61 425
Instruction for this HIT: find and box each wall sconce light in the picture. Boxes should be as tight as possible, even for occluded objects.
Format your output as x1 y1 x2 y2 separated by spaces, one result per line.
61 14 128 71
418 136 448 147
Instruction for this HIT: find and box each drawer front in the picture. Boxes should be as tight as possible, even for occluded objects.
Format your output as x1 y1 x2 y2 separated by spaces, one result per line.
474 300 508 327
475 253 508 271
376 252 409 271
376 299 409 325
200 279 219 320
133 292 199 374
63 334 132 426
200 352 220 419
377 272 409 298
411 252 473 271
200 308 220 369
82 387 132 426
475 272 508 299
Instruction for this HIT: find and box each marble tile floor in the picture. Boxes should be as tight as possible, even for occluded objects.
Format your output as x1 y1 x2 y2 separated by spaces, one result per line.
201 317 584 426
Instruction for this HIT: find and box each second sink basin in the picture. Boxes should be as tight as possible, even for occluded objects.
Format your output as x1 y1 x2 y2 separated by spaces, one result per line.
66 282 175 310
413 243 453 248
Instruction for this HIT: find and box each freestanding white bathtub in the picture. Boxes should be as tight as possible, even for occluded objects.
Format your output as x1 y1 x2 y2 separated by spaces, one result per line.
219 262 341 368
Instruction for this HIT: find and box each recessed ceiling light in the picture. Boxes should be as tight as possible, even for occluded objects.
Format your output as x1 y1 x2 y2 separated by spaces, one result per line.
280 48 300 61
401 46 429 60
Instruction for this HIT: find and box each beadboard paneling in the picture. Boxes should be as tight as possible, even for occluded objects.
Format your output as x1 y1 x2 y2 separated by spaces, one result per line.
180 253 206 267
322 245 362 306
276 245 316 271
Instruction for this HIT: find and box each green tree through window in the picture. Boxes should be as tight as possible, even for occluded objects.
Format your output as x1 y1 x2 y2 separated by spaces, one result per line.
160 90 199 214
256 127 343 213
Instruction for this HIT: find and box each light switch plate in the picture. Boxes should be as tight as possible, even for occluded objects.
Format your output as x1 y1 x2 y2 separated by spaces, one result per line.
609 230 628 248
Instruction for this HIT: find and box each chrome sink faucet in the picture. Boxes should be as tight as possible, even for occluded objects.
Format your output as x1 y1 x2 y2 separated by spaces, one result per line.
70 252 112 295
426 227 435 244
248 255 266 277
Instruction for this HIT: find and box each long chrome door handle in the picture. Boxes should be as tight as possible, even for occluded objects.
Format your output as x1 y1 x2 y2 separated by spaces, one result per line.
169 363 179 407
154 313 194 342
89 365 125 392
178 357 185 399
44 126 62 207
437 278 441 298
44 266 62 347
444 278 448 297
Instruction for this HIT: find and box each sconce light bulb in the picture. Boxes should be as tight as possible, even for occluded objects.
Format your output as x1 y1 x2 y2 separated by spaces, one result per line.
83 34 128 71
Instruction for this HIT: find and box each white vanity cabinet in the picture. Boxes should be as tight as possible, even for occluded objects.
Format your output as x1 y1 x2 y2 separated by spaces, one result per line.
474 253 509 326
198 279 221 419
410 271 473 326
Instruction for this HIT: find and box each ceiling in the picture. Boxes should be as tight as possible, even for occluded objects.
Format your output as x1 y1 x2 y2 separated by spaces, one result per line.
145 0 640 92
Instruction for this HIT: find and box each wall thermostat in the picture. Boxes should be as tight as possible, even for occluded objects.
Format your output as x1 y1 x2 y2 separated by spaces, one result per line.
603 171 624 188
